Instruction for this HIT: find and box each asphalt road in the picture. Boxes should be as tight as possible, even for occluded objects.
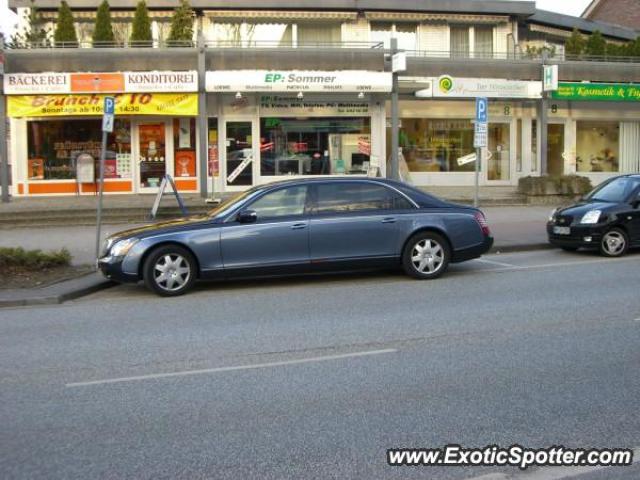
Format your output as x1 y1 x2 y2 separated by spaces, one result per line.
1 249 639 480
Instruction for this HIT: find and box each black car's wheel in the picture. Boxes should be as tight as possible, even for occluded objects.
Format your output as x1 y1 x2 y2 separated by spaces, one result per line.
560 246 579 252
143 245 197 296
599 228 629 258
402 231 450 280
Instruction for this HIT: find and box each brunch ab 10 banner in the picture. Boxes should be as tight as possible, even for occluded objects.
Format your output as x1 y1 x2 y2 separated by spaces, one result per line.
8 93 198 117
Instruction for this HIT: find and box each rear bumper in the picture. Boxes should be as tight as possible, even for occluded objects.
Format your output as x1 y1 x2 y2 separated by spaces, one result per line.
452 236 494 263
98 256 139 283
547 223 603 249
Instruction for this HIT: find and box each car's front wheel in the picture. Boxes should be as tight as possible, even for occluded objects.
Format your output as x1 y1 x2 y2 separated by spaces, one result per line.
600 228 629 258
402 231 450 280
143 245 197 296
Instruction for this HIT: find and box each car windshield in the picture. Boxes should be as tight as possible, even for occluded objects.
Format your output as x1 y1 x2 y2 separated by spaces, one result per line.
207 187 263 219
588 177 640 203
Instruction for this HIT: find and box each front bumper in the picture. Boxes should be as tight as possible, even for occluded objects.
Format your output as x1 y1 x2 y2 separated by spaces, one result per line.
98 256 139 283
547 223 604 249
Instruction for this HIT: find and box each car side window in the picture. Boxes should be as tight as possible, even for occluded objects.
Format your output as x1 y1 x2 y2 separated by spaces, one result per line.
314 183 405 214
247 186 308 219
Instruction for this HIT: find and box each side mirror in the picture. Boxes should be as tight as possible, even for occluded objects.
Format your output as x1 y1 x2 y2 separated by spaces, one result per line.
237 209 257 223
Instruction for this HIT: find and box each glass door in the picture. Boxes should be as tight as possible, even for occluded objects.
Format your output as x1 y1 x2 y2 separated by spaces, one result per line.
486 123 511 182
136 121 170 193
225 121 254 188
547 124 565 176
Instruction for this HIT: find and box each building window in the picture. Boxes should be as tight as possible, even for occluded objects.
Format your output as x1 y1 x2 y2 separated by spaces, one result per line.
576 121 619 173
398 119 475 173
209 22 292 47
370 22 418 50
260 117 371 176
474 25 494 58
27 119 131 181
297 22 341 45
531 120 538 172
450 26 470 57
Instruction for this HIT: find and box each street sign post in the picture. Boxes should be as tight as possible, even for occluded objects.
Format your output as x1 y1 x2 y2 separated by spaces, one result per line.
95 96 115 266
473 97 488 207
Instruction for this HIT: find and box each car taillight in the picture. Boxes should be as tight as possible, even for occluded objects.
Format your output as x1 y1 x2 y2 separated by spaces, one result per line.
474 211 491 236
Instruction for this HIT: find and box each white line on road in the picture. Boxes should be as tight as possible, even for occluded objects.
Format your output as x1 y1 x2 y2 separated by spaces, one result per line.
480 256 637 274
66 348 397 388
465 447 640 480
475 258 518 268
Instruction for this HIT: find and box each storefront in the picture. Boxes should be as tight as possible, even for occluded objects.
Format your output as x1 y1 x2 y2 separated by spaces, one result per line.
393 76 541 187
5 71 199 196
205 70 391 192
393 76 640 187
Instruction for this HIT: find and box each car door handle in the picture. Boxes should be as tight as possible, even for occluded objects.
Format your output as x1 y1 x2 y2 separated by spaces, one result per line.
291 223 307 230
381 217 396 224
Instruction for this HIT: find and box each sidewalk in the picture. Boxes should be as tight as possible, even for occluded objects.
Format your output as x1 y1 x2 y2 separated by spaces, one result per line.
0 205 553 307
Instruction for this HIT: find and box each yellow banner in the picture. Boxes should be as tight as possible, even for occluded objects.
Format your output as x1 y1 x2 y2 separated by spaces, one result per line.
8 93 198 117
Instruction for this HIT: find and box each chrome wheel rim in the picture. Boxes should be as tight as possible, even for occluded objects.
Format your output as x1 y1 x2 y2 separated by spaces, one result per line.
602 231 626 256
411 239 445 274
154 254 191 291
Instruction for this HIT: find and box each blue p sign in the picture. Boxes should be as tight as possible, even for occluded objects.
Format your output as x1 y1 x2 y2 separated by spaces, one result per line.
476 97 488 123
103 96 115 115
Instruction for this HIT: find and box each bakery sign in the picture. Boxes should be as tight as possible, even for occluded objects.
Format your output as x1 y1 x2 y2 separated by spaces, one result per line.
206 70 392 93
433 75 541 99
4 71 198 94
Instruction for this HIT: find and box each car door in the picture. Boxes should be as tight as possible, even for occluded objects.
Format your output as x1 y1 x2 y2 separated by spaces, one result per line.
220 185 311 276
308 181 414 269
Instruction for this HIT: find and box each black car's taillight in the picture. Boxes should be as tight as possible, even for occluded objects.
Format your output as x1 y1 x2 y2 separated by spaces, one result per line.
475 211 491 236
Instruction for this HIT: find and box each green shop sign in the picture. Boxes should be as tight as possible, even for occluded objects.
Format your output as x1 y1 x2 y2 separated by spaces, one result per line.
551 82 640 102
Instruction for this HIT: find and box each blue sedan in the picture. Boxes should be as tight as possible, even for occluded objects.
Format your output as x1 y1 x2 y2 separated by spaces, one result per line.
99 178 493 296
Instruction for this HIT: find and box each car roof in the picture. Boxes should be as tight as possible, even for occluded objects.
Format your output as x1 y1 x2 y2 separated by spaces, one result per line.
256 177 406 189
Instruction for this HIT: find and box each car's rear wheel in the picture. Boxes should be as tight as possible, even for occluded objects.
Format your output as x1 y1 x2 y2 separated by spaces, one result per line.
143 245 197 296
402 231 450 280
600 228 629 258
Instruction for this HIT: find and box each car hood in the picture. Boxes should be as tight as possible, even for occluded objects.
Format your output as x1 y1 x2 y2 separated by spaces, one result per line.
555 200 617 218
107 215 215 242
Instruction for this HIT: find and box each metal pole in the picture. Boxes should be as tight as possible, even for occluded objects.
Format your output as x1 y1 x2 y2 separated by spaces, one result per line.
390 37 400 181
474 147 480 208
539 50 549 175
197 26 209 198
0 36 9 203
94 131 107 265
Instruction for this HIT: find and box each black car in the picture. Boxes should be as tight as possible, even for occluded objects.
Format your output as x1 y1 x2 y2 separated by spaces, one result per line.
547 174 640 257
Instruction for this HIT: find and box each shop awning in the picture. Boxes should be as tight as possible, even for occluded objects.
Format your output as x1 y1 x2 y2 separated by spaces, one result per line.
365 12 509 24
204 10 357 21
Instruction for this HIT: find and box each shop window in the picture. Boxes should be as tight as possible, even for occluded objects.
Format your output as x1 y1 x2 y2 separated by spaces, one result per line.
27 119 131 181
516 119 522 173
208 118 219 177
398 118 475 173
576 121 620 173
173 118 197 178
260 117 371 176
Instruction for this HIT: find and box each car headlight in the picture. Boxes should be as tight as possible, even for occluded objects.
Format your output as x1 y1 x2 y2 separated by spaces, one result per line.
580 210 602 224
548 208 558 222
110 238 139 257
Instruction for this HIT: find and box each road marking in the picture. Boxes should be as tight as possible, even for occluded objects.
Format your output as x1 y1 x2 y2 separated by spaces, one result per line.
475 258 518 268
480 256 636 274
66 348 397 388
465 447 639 480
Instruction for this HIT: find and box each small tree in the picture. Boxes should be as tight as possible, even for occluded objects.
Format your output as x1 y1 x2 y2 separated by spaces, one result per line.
54 1 78 47
130 0 152 45
167 0 194 44
10 0 50 48
565 28 586 57
585 30 606 57
92 0 115 46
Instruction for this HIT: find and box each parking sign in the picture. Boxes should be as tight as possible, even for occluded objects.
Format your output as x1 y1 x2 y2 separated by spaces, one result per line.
475 97 488 124
102 96 115 132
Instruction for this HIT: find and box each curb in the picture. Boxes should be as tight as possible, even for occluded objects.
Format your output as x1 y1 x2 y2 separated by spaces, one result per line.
0 276 116 309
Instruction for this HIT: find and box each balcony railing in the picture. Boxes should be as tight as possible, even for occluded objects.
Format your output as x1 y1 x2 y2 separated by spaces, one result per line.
5 40 640 64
